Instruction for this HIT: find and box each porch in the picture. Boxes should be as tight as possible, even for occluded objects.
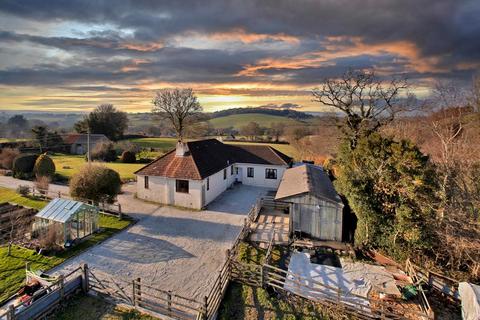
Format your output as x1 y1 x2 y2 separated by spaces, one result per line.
249 194 291 245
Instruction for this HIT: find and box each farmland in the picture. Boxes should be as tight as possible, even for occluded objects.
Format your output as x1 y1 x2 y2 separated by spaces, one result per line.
208 113 303 130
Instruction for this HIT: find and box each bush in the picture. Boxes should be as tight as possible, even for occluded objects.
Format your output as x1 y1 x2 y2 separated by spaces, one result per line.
115 141 140 155
70 164 121 203
120 151 136 163
34 175 50 194
0 148 20 170
34 154 56 178
16 185 30 196
90 141 117 162
12 154 38 179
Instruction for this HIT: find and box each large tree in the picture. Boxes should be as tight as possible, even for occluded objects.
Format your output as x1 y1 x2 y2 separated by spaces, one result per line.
152 88 202 141
332 133 438 258
312 69 409 144
75 104 129 141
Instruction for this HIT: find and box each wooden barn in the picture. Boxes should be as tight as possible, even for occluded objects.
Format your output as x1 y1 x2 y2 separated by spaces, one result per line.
275 164 344 241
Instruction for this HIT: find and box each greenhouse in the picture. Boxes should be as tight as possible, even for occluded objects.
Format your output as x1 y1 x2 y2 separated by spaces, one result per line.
33 198 99 246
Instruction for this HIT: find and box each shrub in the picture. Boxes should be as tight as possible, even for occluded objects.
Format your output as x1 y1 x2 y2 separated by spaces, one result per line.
16 185 30 196
90 141 117 162
120 151 136 163
33 154 56 178
34 175 50 194
12 154 38 179
115 141 140 155
0 148 20 170
70 164 121 203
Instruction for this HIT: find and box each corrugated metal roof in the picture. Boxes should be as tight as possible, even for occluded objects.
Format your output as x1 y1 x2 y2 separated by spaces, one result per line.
275 164 343 204
35 198 94 223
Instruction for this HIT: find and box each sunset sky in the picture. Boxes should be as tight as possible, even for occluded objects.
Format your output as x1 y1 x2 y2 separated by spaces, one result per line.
0 1 479 113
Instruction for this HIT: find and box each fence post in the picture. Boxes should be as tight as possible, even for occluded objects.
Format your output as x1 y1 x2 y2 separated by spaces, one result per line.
6 305 15 320
118 203 123 220
136 278 142 307
203 296 208 320
260 265 264 287
59 275 65 300
167 291 172 316
58 191 61 198
81 263 89 293
132 279 137 306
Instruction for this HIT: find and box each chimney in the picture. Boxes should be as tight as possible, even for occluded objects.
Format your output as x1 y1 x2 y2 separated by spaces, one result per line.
175 141 189 157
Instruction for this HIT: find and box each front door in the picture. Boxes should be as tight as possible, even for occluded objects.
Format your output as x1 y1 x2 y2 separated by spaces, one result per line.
236 167 243 183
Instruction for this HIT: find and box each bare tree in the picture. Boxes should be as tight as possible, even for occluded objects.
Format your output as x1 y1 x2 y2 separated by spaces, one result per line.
152 88 202 141
312 69 409 144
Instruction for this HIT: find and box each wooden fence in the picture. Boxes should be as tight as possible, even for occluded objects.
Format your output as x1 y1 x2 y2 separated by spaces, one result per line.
30 187 123 218
405 259 460 300
0 266 85 320
86 266 204 320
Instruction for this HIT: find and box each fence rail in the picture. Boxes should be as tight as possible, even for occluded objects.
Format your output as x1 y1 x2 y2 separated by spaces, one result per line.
405 259 460 300
29 187 123 218
0 266 84 320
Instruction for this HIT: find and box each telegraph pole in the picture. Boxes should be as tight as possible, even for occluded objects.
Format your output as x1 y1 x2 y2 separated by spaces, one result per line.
87 128 91 163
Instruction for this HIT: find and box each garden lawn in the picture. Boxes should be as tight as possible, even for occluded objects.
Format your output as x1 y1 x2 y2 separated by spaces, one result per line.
50 154 144 180
0 187 47 210
0 214 132 303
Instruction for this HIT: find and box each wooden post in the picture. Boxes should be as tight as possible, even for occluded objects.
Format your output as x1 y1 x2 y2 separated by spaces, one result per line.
118 203 122 219
7 305 15 320
167 291 172 316
132 279 137 306
58 191 61 198
203 296 208 320
59 275 65 299
136 278 142 307
260 265 264 287
81 263 89 293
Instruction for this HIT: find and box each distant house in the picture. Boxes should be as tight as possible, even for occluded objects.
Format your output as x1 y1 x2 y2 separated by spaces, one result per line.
275 164 344 241
65 134 110 155
135 139 292 209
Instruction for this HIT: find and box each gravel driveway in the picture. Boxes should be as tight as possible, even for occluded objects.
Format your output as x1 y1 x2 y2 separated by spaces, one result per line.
49 184 270 301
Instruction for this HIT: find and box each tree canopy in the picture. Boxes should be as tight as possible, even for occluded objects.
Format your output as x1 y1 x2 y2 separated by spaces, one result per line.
75 104 129 141
332 133 438 258
152 88 202 141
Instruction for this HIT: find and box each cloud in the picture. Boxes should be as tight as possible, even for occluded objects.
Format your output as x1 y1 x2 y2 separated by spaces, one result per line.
0 0 479 111
257 103 303 109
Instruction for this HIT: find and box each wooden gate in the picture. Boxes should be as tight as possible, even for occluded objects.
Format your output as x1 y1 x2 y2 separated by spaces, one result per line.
87 268 203 320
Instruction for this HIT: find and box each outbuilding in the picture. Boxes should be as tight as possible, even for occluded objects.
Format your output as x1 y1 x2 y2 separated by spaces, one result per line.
32 198 99 245
275 164 344 241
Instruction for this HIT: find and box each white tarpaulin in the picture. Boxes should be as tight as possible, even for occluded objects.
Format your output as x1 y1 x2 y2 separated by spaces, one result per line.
284 252 371 310
459 282 480 320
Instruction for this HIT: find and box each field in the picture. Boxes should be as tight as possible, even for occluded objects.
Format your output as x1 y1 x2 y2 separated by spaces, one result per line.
50 154 145 180
128 137 297 158
0 208 132 302
128 137 176 151
208 113 303 129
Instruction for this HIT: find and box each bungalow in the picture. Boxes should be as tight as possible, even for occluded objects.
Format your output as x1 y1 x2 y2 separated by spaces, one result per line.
135 139 292 209
275 164 344 241
65 133 110 155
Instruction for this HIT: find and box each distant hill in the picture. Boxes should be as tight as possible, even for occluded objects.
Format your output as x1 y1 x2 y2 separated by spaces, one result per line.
210 107 314 120
208 113 303 129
